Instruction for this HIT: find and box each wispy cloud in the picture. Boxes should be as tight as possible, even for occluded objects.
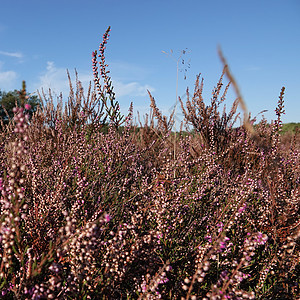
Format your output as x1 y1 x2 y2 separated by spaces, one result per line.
109 61 150 81
113 80 154 98
0 50 24 59
0 62 18 90
34 61 155 100
35 61 73 96
108 60 155 97
34 61 92 97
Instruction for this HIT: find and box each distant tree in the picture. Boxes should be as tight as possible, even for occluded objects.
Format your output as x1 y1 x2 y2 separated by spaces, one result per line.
0 84 41 128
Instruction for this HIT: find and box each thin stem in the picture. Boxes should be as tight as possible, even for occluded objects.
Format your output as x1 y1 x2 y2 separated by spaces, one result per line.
174 59 178 176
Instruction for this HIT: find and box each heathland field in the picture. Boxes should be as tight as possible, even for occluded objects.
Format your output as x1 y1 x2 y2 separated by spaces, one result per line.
0 28 299 299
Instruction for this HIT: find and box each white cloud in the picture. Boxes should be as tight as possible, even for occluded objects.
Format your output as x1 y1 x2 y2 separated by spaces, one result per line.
108 60 155 97
109 61 149 81
35 61 87 97
0 50 23 59
0 62 18 90
35 61 155 101
0 70 18 90
113 80 154 98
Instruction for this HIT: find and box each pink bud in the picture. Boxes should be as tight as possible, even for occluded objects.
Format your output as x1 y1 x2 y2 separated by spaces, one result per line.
104 213 111 222
25 104 31 110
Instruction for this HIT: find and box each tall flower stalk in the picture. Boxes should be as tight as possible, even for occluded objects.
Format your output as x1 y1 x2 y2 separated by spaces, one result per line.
92 26 124 128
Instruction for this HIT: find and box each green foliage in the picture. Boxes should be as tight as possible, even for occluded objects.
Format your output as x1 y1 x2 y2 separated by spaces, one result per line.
281 122 300 135
0 84 41 127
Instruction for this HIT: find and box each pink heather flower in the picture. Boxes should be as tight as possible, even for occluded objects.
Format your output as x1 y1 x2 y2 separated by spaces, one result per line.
204 235 212 243
238 206 246 213
159 278 169 284
220 241 226 250
217 222 224 232
25 104 31 110
104 213 111 222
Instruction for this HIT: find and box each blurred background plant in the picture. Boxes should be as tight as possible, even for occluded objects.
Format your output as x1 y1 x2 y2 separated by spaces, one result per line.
0 81 41 129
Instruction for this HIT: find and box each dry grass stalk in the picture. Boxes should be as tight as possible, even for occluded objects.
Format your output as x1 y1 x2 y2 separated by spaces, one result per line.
218 46 255 135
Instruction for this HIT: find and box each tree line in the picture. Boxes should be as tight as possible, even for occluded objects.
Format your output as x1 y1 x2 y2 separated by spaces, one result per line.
0 86 299 134
0 86 41 129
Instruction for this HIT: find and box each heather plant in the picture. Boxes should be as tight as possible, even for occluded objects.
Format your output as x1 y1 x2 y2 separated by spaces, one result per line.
0 83 41 130
0 27 299 299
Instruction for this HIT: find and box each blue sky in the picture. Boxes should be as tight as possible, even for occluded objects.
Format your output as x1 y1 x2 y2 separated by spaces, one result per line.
0 0 299 125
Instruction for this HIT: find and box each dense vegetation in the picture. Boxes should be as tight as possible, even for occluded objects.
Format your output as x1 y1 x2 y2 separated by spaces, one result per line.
281 123 300 134
0 84 41 130
0 27 299 299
